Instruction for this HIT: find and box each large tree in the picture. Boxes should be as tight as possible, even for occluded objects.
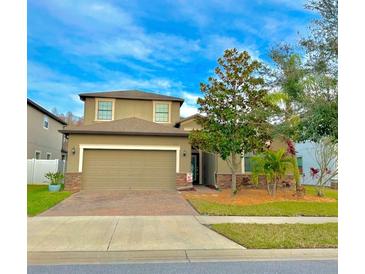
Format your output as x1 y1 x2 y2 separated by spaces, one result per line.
299 0 338 142
189 49 276 194
266 45 307 192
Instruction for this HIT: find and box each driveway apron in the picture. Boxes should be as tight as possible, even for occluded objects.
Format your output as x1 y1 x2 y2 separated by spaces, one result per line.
40 190 197 216
28 216 244 252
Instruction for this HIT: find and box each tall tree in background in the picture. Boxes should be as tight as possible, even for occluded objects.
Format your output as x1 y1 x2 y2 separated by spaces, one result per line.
299 0 338 143
267 45 307 193
189 49 276 195
51 108 83 126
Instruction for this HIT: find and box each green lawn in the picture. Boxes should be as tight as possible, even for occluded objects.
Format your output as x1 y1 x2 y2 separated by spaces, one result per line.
188 199 338 216
211 223 338 249
27 185 71 216
304 185 338 200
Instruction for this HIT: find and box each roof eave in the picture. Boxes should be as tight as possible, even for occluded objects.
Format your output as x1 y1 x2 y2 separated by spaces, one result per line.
59 130 189 137
27 99 68 125
79 94 184 104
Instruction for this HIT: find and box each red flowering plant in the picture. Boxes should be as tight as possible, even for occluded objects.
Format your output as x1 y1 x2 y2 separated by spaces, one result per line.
285 139 302 193
310 167 320 178
313 137 338 197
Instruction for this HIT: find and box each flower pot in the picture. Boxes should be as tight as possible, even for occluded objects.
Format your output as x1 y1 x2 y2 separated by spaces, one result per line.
48 184 61 192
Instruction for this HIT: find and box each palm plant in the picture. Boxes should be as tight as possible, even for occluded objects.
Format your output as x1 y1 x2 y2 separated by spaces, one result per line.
251 149 294 196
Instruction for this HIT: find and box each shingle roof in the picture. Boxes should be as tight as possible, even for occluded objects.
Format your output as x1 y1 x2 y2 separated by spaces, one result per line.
79 90 184 104
176 113 204 125
27 98 67 125
60 117 189 137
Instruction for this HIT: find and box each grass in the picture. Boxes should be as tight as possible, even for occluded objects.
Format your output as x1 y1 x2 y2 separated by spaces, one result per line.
27 185 71 216
188 199 338 216
211 223 338 249
304 185 338 200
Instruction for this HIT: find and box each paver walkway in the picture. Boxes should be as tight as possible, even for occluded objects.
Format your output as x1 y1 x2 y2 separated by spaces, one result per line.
196 216 338 224
41 190 197 216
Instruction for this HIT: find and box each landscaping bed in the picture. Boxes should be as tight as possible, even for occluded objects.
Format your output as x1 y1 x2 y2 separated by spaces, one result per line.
211 223 338 249
184 186 338 216
27 185 71 216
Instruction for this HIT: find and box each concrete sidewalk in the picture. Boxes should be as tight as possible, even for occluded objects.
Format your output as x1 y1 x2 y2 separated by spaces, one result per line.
196 216 338 224
28 216 243 252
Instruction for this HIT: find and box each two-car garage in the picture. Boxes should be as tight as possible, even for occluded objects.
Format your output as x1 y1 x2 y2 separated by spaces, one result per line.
81 149 177 190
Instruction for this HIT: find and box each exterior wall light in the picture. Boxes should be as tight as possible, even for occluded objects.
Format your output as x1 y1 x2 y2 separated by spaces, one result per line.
183 150 186 157
71 146 76 155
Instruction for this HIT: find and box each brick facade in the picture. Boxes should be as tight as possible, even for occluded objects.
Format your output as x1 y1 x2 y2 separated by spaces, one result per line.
64 172 82 192
176 173 193 190
216 173 294 189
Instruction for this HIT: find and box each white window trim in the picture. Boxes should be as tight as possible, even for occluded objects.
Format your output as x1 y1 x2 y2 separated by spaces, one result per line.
94 98 115 121
78 144 181 173
35 150 41 159
46 152 52 160
43 116 49 129
153 101 171 123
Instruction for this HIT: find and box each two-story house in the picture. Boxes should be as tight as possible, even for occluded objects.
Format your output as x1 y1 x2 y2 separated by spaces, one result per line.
61 90 288 192
27 98 68 160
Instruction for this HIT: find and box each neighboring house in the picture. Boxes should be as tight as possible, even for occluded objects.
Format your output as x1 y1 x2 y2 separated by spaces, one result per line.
27 98 68 160
60 90 288 192
295 141 337 186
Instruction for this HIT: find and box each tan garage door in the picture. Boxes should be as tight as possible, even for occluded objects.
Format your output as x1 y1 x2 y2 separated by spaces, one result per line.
82 149 176 190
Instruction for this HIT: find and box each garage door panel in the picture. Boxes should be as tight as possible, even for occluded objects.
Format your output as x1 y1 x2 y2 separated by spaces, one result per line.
82 149 176 190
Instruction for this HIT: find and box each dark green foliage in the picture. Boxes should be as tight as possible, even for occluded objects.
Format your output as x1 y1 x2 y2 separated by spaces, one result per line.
298 98 338 142
190 49 275 159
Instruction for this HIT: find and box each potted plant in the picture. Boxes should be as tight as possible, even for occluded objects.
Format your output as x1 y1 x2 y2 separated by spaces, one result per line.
45 172 64 192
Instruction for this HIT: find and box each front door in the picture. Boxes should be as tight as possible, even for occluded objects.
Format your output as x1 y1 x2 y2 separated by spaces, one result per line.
191 153 199 185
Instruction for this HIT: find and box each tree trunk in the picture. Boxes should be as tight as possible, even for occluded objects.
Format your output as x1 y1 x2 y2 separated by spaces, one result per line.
291 155 301 191
230 154 240 196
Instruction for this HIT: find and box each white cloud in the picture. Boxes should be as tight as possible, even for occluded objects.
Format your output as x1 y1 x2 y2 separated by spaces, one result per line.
180 103 198 118
181 91 200 105
204 35 260 61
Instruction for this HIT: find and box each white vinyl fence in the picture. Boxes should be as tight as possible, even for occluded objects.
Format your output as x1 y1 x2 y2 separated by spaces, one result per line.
27 159 66 184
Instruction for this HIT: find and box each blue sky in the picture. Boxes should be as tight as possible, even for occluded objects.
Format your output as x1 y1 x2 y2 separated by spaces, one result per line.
28 0 315 117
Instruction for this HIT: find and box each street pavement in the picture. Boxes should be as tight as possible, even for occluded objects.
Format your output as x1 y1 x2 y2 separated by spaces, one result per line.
28 260 338 274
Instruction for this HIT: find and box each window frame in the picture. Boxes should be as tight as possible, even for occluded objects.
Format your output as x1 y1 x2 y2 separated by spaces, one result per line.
35 151 41 159
43 115 49 129
94 98 115 121
46 153 51 160
153 101 171 123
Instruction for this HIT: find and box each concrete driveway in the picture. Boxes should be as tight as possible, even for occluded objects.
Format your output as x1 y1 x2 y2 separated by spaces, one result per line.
41 190 197 216
28 216 244 252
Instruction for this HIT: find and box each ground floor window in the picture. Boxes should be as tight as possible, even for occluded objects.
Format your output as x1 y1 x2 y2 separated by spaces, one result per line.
46 153 51 160
35 151 41 159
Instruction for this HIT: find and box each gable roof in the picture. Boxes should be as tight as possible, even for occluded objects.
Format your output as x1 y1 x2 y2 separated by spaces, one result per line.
27 98 67 125
79 90 184 105
176 113 204 125
60 117 189 137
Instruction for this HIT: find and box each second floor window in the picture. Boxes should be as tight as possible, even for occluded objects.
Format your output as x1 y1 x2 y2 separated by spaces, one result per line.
154 102 169 123
97 100 113 120
43 116 49 129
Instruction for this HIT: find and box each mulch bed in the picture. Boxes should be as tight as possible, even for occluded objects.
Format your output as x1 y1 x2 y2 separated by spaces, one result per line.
182 188 336 206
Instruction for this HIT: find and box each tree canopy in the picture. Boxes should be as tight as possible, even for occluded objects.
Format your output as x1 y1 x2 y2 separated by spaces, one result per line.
189 49 276 193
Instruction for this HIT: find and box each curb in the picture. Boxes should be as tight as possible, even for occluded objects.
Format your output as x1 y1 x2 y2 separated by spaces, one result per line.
28 248 338 265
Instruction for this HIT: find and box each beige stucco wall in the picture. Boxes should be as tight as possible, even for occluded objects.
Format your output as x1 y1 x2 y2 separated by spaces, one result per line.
270 137 288 151
217 156 243 173
83 98 181 126
180 119 202 131
27 105 65 159
66 134 191 174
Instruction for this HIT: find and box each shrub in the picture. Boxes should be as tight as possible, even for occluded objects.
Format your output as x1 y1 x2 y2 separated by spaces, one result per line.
45 172 64 185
